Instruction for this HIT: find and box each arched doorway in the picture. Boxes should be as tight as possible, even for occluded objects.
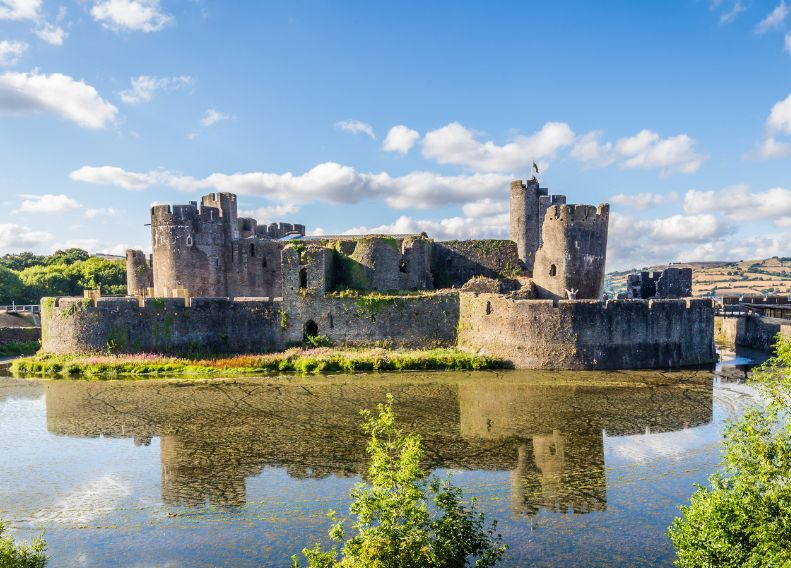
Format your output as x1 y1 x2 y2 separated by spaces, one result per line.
303 319 318 341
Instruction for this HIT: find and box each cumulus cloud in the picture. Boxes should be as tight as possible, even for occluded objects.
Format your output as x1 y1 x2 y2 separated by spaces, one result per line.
0 39 26 66
119 75 192 104
756 136 791 159
91 0 171 32
49 240 134 256
0 70 117 128
0 223 51 249
609 192 679 208
238 203 299 222
684 184 791 224
756 1 788 33
69 162 511 210
678 231 791 263
0 0 40 20
422 121 574 173
755 92 791 158
343 212 510 241
767 92 791 134
382 125 420 154
720 0 746 23
461 198 508 218
83 206 120 218
335 119 375 139
34 22 67 45
200 107 231 127
17 193 81 213
572 129 704 175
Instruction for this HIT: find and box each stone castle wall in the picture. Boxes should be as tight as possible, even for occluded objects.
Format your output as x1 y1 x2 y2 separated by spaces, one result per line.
40 296 283 355
716 315 791 352
0 326 40 345
457 294 715 369
431 240 521 288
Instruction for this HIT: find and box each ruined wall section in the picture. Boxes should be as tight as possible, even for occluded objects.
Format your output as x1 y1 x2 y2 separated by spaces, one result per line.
431 240 521 288
226 239 285 299
533 204 609 300
457 294 715 369
40 296 283 355
126 249 152 296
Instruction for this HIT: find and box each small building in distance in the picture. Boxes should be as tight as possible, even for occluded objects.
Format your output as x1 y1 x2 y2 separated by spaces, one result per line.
627 267 693 300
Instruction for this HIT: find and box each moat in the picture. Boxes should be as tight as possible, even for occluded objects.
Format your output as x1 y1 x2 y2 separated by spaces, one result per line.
0 360 758 567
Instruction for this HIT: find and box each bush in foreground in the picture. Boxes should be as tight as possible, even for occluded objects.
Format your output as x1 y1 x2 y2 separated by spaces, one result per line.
0 521 46 567
291 394 507 568
668 335 791 567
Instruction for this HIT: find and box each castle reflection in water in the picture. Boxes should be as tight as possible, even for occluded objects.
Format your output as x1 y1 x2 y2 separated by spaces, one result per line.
43 371 714 515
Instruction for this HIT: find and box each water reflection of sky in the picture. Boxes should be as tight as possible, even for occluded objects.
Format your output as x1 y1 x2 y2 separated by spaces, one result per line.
0 370 757 567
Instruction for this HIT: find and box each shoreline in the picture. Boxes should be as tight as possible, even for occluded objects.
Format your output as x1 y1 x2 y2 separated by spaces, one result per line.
9 347 505 379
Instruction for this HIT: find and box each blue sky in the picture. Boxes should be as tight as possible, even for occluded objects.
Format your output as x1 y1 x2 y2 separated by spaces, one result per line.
0 0 790 270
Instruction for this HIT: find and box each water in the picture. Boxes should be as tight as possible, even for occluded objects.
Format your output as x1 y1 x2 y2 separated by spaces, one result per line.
0 362 759 567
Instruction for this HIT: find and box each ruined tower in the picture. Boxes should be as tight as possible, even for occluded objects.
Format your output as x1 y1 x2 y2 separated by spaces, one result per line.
532 203 609 300
509 178 566 274
125 249 152 296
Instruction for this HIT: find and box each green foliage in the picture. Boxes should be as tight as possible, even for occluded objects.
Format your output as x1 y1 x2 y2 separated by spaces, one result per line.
0 520 46 567
0 267 24 304
668 335 791 568
304 335 333 348
292 395 507 567
12 253 126 303
280 309 289 330
0 252 46 272
45 248 90 266
0 341 40 357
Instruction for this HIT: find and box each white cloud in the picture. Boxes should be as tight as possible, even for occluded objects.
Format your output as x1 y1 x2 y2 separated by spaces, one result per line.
422 121 574 173
684 184 791 224
756 2 788 33
70 165 161 190
0 223 51 249
200 107 230 127
91 0 171 32
119 75 192 104
382 125 420 154
720 0 746 23
50 240 134 256
0 39 26 66
573 129 704 175
34 22 67 45
461 198 507 218
786 31 791 53
238 203 299 221
343 212 510 241
0 0 40 20
678 231 791 262
609 192 679 209
69 162 511 210
83 206 120 218
335 119 375 139
767 92 791 134
756 136 791 159
18 193 81 213
0 70 117 128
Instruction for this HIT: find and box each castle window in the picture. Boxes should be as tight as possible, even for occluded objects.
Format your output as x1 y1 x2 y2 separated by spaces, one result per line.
399 259 408 273
262 257 267 268
186 236 193 247
485 301 492 315
329 314 334 329
250 244 255 257
303 319 318 341
215 258 221 269
549 264 557 277
299 267 307 289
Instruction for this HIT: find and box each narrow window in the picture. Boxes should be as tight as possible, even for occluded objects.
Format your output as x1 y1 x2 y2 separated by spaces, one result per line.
250 243 255 257
329 314 334 329
549 264 557 277
485 301 492 315
186 235 193 247
262 257 267 268
399 259 408 273
299 267 307 288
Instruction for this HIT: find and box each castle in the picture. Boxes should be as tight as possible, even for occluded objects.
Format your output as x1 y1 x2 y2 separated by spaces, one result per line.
40 178 716 370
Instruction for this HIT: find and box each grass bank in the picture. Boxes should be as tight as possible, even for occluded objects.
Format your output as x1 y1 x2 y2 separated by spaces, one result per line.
10 347 505 379
0 341 40 357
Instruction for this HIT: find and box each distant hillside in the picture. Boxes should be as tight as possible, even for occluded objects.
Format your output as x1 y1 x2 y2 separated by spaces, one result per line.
605 257 791 297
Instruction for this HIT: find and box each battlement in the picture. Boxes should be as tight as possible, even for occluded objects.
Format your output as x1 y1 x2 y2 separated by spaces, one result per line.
510 178 547 196
544 203 610 222
151 202 225 225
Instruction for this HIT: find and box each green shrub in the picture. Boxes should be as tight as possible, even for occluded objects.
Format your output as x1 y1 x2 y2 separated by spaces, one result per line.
668 335 791 567
292 394 506 567
0 520 46 567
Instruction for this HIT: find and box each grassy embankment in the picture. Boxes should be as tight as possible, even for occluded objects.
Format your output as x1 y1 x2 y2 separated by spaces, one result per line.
10 347 504 379
0 341 40 357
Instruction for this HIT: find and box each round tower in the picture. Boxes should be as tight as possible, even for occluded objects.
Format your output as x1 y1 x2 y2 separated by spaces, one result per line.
509 178 548 274
532 204 610 300
125 249 150 296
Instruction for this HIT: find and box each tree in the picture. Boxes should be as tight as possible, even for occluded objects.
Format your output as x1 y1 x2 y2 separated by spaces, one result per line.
45 248 90 266
668 335 791 567
0 252 46 272
18 264 79 303
292 394 507 568
0 520 46 567
0 267 24 304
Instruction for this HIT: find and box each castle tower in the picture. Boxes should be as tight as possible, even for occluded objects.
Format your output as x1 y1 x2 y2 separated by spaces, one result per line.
125 249 152 296
532 203 609 300
509 179 566 274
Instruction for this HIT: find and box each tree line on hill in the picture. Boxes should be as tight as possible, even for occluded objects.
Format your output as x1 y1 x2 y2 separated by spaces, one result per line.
0 249 126 305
